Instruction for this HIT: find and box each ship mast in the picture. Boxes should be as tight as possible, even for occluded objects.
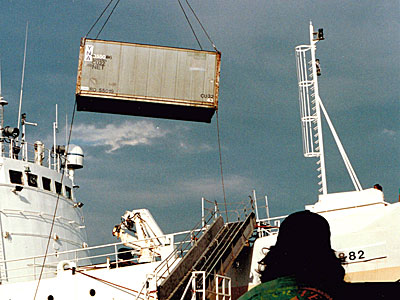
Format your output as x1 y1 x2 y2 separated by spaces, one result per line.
0 62 8 157
295 22 362 195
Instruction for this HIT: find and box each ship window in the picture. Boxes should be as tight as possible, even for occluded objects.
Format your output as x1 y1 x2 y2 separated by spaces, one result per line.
42 177 51 191
27 173 38 187
65 186 72 199
55 181 62 195
9 170 23 185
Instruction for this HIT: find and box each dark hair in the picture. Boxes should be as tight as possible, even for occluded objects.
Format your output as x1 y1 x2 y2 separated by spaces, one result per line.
259 211 345 293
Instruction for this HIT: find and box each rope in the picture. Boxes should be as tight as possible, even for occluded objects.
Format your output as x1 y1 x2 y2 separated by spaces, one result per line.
216 111 228 223
86 0 115 37
177 0 202 50
75 270 156 299
184 0 218 52
33 100 78 300
95 0 121 40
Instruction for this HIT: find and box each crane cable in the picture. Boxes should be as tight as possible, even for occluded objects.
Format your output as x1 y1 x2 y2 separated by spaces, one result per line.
177 0 202 50
85 0 122 39
177 0 219 52
33 101 78 300
95 0 121 39
216 111 228 223
177 2 226 222
183 0 218 52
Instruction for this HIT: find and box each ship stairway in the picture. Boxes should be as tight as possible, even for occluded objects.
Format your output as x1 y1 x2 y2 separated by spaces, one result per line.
157 212 256 300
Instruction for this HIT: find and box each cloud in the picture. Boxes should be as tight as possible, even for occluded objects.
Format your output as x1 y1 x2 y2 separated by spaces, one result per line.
382 129 397 137
72 120 169 152
179 141 213 153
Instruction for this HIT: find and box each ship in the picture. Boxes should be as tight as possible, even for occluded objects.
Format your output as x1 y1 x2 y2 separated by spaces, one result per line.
0 21 399 299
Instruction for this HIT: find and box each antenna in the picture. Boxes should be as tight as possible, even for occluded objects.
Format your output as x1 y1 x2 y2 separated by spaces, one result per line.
17 22 29 132
0 60 9 156
65 113 68 146
53 104 59 170
53 104 58 151
295 22 362 194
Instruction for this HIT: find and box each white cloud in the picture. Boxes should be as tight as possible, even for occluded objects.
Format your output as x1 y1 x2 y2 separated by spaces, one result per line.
72 120 169 153
382 128 397 137
179 141 213 153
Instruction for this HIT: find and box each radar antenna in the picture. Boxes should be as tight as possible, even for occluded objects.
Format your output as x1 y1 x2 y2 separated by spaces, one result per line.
295 21 362 195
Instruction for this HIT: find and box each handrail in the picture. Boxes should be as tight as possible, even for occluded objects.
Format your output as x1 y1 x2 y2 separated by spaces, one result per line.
0 138 67 172
0 225 204 284
154 210 217 285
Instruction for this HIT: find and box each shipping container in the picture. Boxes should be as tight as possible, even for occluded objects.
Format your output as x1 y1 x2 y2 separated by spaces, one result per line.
76 38 221 123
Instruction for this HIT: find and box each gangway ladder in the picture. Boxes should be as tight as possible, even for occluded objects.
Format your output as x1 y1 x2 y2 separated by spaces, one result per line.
295 21 362 195
157 213 256 300
180 271 231 300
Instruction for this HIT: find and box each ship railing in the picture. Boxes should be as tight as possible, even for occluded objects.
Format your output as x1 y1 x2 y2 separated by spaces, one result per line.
180 271 231 300
153 210 217 287
0 138 67 172
202 193 281 238
202 197 255 226
0 228 204 284
256 215 287 237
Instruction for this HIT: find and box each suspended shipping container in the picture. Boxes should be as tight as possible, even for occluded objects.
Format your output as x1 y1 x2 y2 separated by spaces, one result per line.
76 38 221 123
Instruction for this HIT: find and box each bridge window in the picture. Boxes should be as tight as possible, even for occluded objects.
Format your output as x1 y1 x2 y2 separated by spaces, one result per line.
55 181 62 195
42 177 51 191
65 186 72 199
27 173 38 187
9 170 23 185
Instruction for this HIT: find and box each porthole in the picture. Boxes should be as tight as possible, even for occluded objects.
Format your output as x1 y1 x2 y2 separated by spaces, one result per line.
89 289 96 296
48 296 54 300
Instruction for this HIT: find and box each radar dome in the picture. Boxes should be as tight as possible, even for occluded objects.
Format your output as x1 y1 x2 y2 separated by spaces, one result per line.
67 145 84 169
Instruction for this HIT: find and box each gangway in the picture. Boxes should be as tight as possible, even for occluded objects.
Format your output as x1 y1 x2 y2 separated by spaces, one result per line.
157 213 256 300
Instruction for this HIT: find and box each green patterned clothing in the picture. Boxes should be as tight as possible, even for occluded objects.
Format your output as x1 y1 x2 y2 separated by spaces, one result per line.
238 276 333 300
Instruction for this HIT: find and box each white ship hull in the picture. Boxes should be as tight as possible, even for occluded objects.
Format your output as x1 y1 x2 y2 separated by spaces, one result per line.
237 189 400 296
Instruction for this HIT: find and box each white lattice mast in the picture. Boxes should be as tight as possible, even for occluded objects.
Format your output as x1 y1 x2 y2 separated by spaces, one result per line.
295 21 362 195
295 22 327 194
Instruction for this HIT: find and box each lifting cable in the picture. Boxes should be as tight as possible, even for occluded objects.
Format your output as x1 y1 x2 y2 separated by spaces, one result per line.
178 1 226 221
33 100 78 300
95 0 121 40
183 0 218 52
177 0 219 52
216 111 229 223
85 0 122 39
177 0 202 50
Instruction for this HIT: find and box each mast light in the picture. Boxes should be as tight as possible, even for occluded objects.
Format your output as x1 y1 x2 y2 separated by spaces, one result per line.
313 28 325 41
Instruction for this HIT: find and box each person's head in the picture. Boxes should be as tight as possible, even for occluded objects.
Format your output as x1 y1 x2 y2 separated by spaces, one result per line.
374 184 383 191
259 211 345 287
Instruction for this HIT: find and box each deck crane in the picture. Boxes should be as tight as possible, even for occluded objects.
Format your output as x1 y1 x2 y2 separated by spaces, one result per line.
112 209 173 263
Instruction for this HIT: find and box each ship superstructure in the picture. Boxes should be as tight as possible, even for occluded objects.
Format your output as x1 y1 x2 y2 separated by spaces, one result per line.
0 92 89 284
